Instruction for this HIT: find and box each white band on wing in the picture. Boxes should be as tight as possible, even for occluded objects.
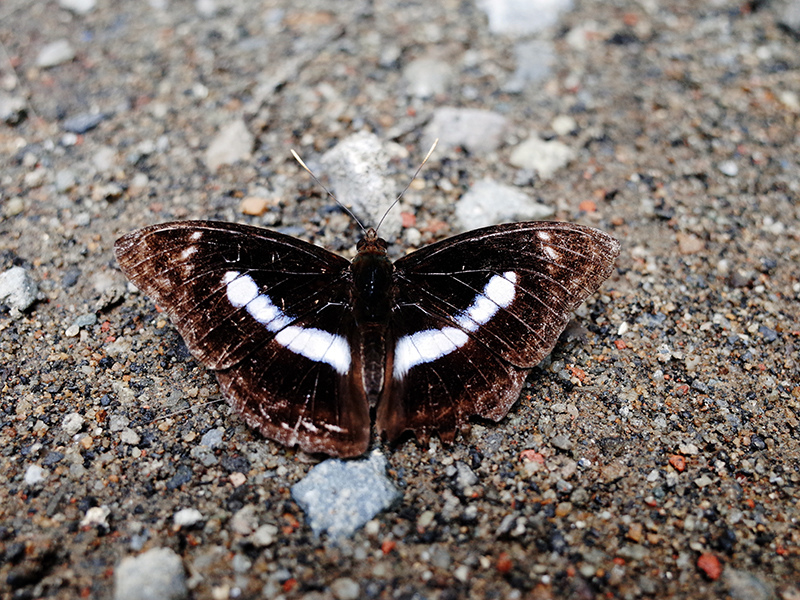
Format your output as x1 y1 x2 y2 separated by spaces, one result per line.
393 271 517 379
223 271 351 374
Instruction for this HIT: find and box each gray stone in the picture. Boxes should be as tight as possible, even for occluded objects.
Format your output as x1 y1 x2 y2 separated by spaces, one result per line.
291 451 400 538
205 119 254 171
422 107 508 155
0 267 39 313
478 0 574 36
62 413 85 436
320 131 401 239
504 40 555 93
63 112 105 134
330 577 360 600
0 94 26 124
36 39 76 68
403 58 453 98
199 427 224 448
65 313 97 337
114 547 187 600
455 178 554 231
723 568 772 600
509 136 575 179
59 0 97 14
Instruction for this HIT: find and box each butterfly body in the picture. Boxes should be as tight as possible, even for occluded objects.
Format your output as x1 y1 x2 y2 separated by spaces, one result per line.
115 220 619 457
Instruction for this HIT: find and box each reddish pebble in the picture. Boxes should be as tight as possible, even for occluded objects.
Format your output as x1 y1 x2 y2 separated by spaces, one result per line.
381 539 396 554
520 449 545 464
496 552 513 574
578 200 597 212
669 455 686 472
400 212 416 228
697 553 722 580
282 579 297 592
614 339 627 350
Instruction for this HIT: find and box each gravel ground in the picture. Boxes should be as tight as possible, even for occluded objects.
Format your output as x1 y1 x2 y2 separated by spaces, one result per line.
1 1 799 599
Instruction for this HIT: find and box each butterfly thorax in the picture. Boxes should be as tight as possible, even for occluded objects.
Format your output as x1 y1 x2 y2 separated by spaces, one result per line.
351 228 393 325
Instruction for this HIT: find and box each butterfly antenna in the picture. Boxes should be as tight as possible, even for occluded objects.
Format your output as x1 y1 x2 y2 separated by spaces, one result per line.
291 149 366 234
375 138 438 234
149 398 227 423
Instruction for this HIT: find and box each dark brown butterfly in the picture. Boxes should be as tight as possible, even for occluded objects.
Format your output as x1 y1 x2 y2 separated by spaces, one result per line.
115 219 619 457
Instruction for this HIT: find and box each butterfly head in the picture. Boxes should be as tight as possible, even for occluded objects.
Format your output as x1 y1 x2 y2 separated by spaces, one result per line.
356 227 389 256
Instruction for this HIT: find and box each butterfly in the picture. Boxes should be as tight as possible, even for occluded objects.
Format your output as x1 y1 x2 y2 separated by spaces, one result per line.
114 219 619 457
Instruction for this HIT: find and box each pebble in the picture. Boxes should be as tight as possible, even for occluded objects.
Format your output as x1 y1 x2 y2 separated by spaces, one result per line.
81 505 111 529
59 0 97 14
114 547 188 600
248 524 278 547
239 196 272 216
0 267 39 313
65 313 97 337
205 119 254 171
3 197 25 217
551 434 573 451
199 427 224 448
24 464 47 486
63 112 105 134
330 577 360 600
454 461 478 490
230 505 258 535
551 115 577 136
718 160 739 177
422 107 508 155
173 508 204 528
403 58 453 98
320 132 400 239
509 136 575 179
0 93 26 124
722 569 772 600
503 40 555 93
455 178 554 231
778 1 800 37
62 413 85 436
120 428 141 445
36 39 76 68
697 553 722 580
478 0 574 35
291 451 400 538
55 169 77 192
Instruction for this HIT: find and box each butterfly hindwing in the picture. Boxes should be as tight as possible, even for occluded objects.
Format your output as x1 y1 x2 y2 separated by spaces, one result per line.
114 221 370 456
377 222 620 443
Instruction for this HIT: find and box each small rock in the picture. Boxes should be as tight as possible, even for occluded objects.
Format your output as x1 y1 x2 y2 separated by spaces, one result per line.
249 524 278 547
509 136 575 179
504 40 555 93
403 58 453 98
173 508 204 528
330 577 360 600
36 39 76 68
551 434 573 451
55 169 77 192
65 313 97 337
718 160 739 177
24 464 47 485
114 547 187 600
722 568 772 600
677 232 704 255
778 2 800 37
239 196 272 216
230 505 259 535
93 146 118 172
697 552 723 581
63 112 105 134
0 267 39 313
205 119 254 171
478 0 574 36
291 451 401 538
0 93 26 124
199 428 224 448
551 115 577 136
320 132 400 239
422 107 508 155
120 428 141 446
454 461 479 490
455 178 554 231
4 197 25 217
62 413 85 436
59 0 97 14
81 505 111 529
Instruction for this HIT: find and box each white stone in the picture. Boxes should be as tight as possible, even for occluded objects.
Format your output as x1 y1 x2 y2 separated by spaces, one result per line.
509 136 575 179
36 40 75 68
24 464 47 485
205 119 254 171
173 508 204 528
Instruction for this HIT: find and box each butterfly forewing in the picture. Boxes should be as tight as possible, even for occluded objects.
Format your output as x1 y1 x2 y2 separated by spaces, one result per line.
377 222 620 443
114 221 370 456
